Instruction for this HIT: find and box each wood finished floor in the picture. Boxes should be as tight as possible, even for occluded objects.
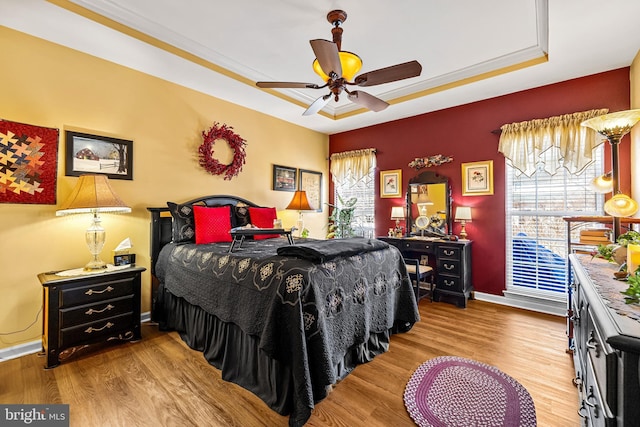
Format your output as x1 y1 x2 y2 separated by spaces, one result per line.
0 300 580 426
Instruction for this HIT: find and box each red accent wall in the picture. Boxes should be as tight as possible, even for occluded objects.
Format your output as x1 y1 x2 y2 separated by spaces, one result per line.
329 68 631 296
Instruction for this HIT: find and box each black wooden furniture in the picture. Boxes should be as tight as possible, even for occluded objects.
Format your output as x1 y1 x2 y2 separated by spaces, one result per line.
569 254 640 426
381 237 473 307
39 266 145 369
404 257 434 301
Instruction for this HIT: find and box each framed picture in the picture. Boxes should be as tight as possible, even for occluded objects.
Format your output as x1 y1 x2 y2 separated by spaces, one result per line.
272 164 297 191
461 160 494 196
299 169 322 212
380 169 402 198
65 131 133 180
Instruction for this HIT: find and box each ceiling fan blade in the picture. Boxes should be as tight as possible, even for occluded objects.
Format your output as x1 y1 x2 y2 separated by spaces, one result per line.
353 60 422 87
310 39 342 79
256 81 322 89
303 94 332 116
347 91 389 112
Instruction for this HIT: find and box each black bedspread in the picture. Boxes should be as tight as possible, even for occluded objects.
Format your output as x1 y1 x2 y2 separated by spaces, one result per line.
156 237 419 425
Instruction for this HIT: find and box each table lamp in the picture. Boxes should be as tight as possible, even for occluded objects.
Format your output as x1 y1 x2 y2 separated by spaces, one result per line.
56 175 131 270
286 190 313 236
454 206 472 240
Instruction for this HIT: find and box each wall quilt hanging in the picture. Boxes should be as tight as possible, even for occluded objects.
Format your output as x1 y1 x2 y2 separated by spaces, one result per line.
199 122 247 180
0 119 59 204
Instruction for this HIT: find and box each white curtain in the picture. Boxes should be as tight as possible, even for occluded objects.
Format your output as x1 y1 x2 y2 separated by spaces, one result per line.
329 148 377 184
498 108 609 176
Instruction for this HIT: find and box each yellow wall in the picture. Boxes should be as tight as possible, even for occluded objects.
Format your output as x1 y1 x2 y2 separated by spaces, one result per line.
0 26 329 350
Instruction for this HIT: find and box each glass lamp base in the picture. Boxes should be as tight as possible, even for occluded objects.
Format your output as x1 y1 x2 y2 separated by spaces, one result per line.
84 258 107 271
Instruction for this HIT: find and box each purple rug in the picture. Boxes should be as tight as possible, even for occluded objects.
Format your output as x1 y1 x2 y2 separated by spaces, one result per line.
404 356 537 427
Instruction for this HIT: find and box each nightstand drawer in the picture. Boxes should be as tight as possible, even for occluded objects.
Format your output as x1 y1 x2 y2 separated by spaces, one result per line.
437 275 462 291
437 258 460 276
60 277 135 307
60 312 135 348
438 245 461 259
60 295 135 328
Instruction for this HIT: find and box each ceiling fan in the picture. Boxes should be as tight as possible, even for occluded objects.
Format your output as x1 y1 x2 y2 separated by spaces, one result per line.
256 10 422 116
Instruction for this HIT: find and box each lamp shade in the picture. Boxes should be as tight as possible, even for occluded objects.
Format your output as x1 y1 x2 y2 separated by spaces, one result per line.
286 190 313 211
454 206 472 222
312 51 363 82
604 193 639 217
390 206 405 220
580 109 640 139
56 175 131 216
589 173 614 194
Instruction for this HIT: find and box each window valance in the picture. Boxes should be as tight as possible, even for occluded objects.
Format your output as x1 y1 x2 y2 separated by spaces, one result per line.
498 108 609 176
330 148 377 184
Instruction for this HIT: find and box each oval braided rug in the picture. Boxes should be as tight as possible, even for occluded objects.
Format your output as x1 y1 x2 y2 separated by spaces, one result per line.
404 356 537 427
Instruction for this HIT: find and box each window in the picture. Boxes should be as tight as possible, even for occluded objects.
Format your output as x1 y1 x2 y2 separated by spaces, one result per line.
333 168 375 238
505 146 604 299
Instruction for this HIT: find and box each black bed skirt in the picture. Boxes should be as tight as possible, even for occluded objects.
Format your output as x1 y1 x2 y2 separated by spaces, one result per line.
156 286 395 426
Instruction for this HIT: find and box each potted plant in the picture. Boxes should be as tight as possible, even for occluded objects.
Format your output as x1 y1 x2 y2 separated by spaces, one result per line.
326 194 357 239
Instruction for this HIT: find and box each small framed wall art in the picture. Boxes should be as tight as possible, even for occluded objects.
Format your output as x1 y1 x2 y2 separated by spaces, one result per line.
272 164 297 191
380 169 402 198
65 131 133 180
461 160 494 196
299 169 322 212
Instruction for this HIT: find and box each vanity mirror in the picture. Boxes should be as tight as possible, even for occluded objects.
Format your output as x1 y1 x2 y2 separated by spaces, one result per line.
406 171 452 237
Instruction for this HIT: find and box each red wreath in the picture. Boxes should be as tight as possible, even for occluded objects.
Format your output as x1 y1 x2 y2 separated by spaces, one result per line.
199 122 247 180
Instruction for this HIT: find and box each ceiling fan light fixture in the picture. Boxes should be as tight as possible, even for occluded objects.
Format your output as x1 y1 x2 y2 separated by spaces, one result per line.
312 51 362 82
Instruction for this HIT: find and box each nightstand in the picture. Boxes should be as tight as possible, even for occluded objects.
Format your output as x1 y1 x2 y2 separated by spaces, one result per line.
38 266 145 369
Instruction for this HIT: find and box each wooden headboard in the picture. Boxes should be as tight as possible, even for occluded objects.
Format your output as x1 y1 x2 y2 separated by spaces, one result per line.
147 194 261 283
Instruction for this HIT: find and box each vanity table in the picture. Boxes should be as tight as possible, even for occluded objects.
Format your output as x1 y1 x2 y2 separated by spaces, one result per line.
380 237 473 307
381 170 473 307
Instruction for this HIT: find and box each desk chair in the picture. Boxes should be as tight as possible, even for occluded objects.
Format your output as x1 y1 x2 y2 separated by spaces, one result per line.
404 258 434 302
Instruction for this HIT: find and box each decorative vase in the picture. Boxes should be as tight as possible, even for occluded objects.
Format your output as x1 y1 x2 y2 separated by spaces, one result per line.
612 245 627 266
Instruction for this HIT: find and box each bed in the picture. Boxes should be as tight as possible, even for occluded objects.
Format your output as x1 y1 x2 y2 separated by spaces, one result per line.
147 195 419 426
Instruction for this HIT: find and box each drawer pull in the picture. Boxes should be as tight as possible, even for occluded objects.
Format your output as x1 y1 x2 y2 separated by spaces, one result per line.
443 280 455 287
584 386 600 418
577 402 588 419
85 304 115 315
443 250 454 256
85 286 114 296
444 264 454 271
85 322 114 334
586 331 601 357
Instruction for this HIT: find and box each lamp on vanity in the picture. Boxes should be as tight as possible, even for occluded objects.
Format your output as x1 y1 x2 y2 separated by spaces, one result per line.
454 206 472 240
391 206 406 236
581 109 640 239
286 190 313 237
56 175 131 271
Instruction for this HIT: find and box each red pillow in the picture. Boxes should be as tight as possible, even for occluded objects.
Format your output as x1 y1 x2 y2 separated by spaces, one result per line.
193 205 232 244
248 207 279 240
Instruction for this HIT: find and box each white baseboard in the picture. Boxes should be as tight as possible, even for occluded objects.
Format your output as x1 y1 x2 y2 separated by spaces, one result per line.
474 291 567 317
0 311 152 363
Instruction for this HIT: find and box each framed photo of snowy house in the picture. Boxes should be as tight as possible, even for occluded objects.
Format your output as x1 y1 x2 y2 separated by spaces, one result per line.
65 130 133 180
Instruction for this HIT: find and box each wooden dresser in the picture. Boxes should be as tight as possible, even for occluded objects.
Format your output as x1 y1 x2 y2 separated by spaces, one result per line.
569 254 640 426
380 237 473 307
39 266 145 369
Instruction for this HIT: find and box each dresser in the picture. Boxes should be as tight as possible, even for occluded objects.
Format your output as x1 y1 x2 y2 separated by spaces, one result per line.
380 237 473 307
569 254 640 426
39 266 145 369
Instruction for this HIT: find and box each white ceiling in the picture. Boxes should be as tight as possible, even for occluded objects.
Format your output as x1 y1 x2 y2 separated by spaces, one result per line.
2 0 640 134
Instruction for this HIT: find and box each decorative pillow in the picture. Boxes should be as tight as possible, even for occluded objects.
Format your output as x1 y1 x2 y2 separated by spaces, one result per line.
167 201 205 243
232 202 251 228
193 205 232 244
248 207 279 239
